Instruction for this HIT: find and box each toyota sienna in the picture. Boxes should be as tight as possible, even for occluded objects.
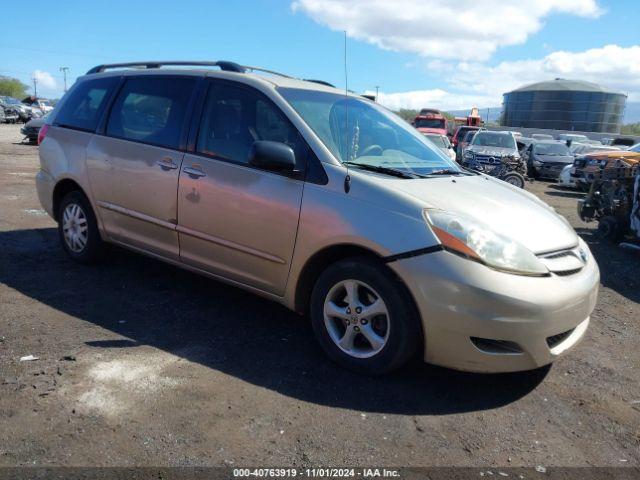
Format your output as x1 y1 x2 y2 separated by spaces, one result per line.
36 61 600 374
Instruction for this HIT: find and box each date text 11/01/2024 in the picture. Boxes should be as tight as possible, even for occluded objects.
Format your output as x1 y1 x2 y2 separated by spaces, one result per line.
232 468 401 478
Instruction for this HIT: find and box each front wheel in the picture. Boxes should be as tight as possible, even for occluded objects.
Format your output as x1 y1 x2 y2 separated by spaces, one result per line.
310 258 421 375
58 191 105 263
501 172 526 189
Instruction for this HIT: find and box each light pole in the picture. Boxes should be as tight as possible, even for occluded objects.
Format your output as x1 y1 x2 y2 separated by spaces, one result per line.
59 67 70 92
32 77 38 98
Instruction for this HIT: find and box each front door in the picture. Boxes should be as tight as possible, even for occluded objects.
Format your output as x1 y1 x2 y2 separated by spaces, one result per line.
177 81 307 295
86 75 197 260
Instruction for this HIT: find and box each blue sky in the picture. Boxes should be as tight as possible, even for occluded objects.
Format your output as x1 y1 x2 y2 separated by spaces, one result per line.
1 0 638 111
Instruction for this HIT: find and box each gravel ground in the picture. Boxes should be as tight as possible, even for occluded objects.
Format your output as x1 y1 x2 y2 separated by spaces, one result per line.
0 123 638 468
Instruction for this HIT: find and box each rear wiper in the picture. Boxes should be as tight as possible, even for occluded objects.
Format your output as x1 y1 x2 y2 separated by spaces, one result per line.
343 161 423 179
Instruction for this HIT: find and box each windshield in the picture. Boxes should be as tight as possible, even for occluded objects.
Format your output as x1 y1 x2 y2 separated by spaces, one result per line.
278 88 460 176
424 135 447 148
414 118 445 129
628 143 640 153
471 132 516 149
533 143 571 155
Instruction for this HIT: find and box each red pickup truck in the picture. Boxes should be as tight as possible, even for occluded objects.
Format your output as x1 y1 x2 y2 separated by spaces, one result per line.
413 109 448 136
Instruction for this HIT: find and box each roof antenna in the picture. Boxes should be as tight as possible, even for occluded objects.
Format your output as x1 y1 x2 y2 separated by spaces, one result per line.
343 30 351 194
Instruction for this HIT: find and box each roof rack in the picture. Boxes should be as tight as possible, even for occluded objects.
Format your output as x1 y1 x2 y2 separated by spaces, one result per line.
303 79 336 88
86 60 246 74
85 60 337 89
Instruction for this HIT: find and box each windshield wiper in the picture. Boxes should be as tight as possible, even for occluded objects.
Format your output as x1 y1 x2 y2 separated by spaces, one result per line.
343 162 424 179
426 168 468 176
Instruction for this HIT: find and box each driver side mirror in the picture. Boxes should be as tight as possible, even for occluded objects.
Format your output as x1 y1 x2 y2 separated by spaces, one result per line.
248 141 296 172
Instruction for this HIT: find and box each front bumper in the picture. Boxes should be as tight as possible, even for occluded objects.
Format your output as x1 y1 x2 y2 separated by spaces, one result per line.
389 243 599 373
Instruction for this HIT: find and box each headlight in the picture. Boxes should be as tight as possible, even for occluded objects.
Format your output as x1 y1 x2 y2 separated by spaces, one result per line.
424 209 548 276
464 150 474 159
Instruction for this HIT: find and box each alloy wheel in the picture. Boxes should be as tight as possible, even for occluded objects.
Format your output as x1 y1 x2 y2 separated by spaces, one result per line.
62 203 88 253
323 279 390 358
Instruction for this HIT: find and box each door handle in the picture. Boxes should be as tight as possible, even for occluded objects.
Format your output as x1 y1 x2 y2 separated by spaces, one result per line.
183 166 206 178
157 157 178 170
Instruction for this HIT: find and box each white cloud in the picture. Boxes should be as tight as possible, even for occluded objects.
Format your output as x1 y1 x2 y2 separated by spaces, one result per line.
369 88 495 112
292 0 602 60
372 44 640 111
32 70 58 91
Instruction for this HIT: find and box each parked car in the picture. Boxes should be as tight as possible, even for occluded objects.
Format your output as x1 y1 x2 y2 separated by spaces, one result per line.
457 129 478 160
578 159 639 240
451 125 480 150
423 133 456 161
21 114 48 143
0 96 31 122
531 134 553 141
611 137 636 148
0 104 19 123
22 96 54 114
36 60 599 374
572 145 640 191
557 133 589 143
527 141 574 180
572 144 621 156
462 130 527 187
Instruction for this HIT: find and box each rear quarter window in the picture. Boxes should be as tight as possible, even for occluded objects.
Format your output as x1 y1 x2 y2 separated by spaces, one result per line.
54 77 120 132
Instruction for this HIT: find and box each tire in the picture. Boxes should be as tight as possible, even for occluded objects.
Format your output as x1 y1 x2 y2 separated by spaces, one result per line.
597 216 623 242
309 257 421 375
57 191 105 263
501 172 526 189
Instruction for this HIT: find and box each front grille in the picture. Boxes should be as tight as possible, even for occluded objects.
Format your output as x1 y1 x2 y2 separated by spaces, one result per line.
470 337 523 355
475 155 504 164
553 268 583 277
537 246 585 276
546 329 574 348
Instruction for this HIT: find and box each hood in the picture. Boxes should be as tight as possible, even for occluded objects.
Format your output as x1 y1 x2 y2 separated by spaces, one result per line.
380 174 578 253
534 154 574 164
466 145 517 157
584 150 640 161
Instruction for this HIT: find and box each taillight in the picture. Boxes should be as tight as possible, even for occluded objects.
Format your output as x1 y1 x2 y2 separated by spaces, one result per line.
37 124 50 146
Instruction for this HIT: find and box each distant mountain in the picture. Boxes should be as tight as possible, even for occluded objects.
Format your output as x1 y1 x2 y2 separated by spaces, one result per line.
446 102 640 125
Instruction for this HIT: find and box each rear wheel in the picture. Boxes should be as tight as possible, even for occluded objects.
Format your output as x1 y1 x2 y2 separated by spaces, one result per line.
310 257 421 375
58 191 105 263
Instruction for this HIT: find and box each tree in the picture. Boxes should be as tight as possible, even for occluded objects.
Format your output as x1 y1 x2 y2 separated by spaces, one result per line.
620 123 640 136
394 108 419 123
0 76 29 99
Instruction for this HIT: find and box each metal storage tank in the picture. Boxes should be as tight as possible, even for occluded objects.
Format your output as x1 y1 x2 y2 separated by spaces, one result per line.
502 79 627 133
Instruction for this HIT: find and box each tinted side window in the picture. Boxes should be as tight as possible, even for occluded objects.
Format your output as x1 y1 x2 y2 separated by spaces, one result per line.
55 77 119 131
197 83 306 169
106 76 196 149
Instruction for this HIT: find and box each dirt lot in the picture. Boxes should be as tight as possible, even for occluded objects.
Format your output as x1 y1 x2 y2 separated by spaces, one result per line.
0 123 638 468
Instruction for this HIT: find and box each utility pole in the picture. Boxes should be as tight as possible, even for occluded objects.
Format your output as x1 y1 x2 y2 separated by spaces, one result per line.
59 67 70 92
32 77 38 98
375 85 379 102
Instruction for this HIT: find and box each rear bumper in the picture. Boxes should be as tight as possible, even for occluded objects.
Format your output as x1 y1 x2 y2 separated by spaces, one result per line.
35 169 55 219
389 241 599 373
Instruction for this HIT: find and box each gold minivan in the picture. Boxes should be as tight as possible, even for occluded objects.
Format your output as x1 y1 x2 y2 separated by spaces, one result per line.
36 61 599 374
